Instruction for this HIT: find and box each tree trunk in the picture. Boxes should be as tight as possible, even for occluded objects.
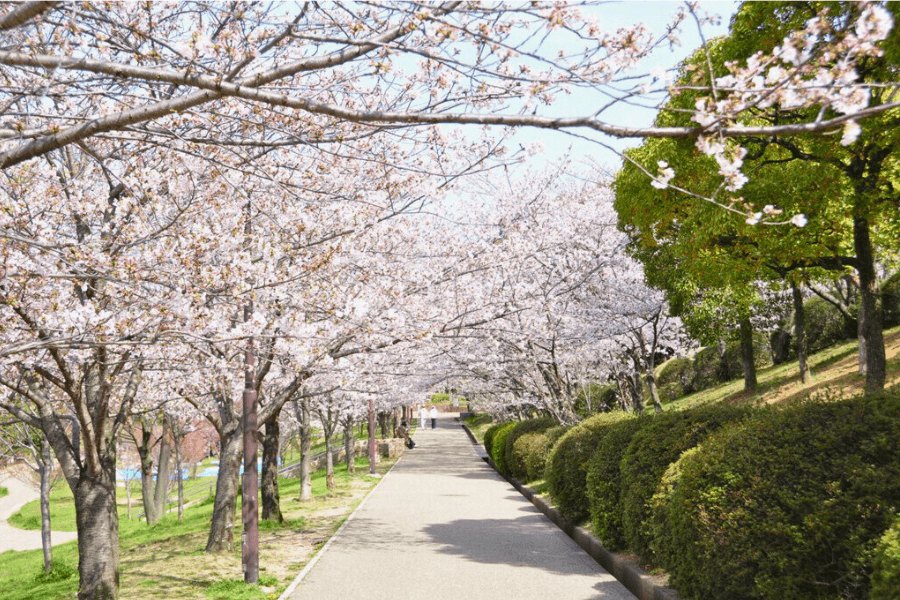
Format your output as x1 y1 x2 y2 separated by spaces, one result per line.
792 280 809 383
368 398 377 475
39 442 53 574
297 399 313 501
854 215 886 391
630 371 643 413
173 427 184 521
739 316 758 392
324 433 335 491
153 424 171 518
645 372 662 413
261 416 283 522
73 467 119 600
135 429 159 526
205 425 242 553
343 417 355 474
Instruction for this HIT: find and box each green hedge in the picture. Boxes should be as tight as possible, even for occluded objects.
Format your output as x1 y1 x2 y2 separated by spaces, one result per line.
585 416 645 550
489 422 518 475
503 417 557 481
619 403 752 562
654 392 900 600
546 412 631 523
872 515 900 600
483 422 507 458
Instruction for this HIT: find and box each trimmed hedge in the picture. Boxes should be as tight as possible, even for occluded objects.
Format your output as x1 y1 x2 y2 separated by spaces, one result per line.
654 392 900 600
483 422 508 459
546 412 631 523
585 416 645 550
511 433 550 482
503 417 557 480
489 422 518 474
619 403 752 562
872 515 900 600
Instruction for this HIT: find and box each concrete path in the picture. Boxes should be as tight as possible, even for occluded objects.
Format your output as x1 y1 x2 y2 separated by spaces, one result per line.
285 413 637 600
0 476 77 553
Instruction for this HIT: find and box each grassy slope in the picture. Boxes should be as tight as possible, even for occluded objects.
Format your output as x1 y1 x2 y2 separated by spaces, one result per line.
671 325 900 410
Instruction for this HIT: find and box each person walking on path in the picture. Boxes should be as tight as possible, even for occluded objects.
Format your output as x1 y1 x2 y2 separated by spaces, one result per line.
429 405 438 429
418 405 428 430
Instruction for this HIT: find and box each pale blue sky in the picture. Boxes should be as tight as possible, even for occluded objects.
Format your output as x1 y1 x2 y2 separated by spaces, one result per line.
510 0 739 175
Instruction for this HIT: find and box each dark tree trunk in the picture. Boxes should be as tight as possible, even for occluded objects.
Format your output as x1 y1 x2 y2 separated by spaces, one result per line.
739 316 758 392
792 280 809 383
296 399 313 501
261 415 283 522
205 424 242 553
73 465 119 600
173 431 184 522
854 215 886 391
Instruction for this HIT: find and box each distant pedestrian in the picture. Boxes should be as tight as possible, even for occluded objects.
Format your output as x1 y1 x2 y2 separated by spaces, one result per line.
429 405 438 429
418 406 428 430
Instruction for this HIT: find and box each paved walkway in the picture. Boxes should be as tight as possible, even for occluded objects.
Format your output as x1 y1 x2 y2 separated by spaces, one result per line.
285 413 636 600
0 476 78 553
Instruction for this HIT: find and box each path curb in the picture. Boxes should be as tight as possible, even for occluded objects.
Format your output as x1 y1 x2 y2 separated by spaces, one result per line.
460 422 681 600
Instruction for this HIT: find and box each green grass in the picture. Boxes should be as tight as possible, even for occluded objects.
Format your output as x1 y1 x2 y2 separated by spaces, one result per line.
660 325 900 412
463 414 494 443
0 456 387 600
8 481 77 531
0 485 8 498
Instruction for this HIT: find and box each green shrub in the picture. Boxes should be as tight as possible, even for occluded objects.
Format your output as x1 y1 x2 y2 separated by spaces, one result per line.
510 432 550 483
803 296 856 354
503 417 557 481
872 515 900 600
489 422 518 475
619 403 752 562
656 392 900 600
691 347 721 392
656 357 695 400
585 416 645 550
483 422 508 458
546 412 631 523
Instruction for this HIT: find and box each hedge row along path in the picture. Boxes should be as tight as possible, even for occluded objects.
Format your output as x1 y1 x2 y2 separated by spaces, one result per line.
283 413 635 600
0 475 77 553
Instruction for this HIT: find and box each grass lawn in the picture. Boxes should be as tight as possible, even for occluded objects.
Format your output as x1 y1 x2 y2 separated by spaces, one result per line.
0 456 396 600
462 414 494 444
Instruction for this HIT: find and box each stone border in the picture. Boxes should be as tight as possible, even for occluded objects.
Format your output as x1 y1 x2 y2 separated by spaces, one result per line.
459 421 681 600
